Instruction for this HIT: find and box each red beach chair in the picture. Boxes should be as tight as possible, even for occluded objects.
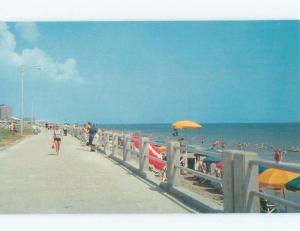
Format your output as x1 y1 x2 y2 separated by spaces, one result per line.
133 136 166 180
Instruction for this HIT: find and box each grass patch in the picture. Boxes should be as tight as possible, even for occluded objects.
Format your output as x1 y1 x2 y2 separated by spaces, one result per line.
0 126 33 147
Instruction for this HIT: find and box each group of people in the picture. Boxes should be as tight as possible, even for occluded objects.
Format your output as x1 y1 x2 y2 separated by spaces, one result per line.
212 140 226 150
213 140 284 163
10 121 17 133
194 156 223 192
80 123 98 151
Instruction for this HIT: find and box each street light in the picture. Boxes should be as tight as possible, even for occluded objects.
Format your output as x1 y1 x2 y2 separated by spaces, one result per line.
20 65 41 136
31 99 35 125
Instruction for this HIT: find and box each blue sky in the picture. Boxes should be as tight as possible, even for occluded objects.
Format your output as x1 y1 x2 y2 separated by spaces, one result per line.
0 21 299 124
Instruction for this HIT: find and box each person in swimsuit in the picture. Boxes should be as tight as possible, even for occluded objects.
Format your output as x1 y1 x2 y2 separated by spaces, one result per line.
53 124 63 155
271 145 283 163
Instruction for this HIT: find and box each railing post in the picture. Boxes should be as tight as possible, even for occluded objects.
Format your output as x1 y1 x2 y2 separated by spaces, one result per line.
166 141 180 189
74 128 78 139
104 132 109 155
123 135 129 161
127 137 132 161
111 133 118 157
139 137 149 175
98 129 103 148
222 151 235 213
233 150 259 213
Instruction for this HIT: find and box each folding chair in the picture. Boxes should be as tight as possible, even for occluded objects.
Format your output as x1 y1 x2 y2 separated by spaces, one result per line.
260 198 277 213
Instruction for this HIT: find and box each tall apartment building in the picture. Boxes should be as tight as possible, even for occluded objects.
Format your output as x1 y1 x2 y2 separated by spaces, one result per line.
0 104 12 120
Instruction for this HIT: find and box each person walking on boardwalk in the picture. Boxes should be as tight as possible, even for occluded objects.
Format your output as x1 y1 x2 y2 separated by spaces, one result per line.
63 123 68 136
53 124 63 155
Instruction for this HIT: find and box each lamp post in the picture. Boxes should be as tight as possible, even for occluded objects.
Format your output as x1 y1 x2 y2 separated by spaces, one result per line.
20 65 41 136
20 66 24 136
31 99 34 125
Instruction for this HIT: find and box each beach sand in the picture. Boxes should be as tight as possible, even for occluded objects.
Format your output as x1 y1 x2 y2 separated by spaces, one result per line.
111 148 224 207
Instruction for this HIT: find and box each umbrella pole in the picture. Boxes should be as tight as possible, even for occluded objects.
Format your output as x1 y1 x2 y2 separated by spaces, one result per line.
282 189 287 212
185 129 188 171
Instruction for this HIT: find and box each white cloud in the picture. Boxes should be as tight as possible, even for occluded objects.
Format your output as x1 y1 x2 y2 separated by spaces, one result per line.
15 22 39 43
0 22 83 83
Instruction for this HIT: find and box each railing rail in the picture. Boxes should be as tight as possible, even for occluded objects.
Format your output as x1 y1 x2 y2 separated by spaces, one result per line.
175 165 222 183
250 159 300 173
175 146 223 158
250 191 300 211
247 159 300 212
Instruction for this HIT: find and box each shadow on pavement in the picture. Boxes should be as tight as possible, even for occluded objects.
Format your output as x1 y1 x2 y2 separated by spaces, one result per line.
106 155 197 213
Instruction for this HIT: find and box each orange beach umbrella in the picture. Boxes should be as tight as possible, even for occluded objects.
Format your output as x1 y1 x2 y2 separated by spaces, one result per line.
259 168 300 189
172 120 202 129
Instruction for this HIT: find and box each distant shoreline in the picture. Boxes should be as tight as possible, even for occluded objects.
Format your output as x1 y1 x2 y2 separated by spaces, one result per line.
94 122 300 126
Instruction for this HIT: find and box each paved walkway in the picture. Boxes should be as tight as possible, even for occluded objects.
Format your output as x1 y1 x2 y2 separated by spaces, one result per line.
0 130 196 213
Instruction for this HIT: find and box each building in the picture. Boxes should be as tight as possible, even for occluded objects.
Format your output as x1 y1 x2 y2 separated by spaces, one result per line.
0 104 12 120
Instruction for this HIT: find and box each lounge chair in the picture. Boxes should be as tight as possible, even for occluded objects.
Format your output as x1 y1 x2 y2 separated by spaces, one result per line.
260 198 277 213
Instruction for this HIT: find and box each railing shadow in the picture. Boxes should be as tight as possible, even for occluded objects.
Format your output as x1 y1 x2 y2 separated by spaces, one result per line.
106 155 198 213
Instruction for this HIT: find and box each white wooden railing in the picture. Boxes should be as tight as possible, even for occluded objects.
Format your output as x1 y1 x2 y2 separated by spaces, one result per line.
69 127 300 213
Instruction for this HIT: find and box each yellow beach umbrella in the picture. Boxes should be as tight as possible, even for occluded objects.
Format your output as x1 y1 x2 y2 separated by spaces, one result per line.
172 120 202 129
158 145 167 153
259 168 300 189
172 120 202 173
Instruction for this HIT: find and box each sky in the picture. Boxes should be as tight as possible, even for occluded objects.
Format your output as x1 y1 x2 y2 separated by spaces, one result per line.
0 21 299 124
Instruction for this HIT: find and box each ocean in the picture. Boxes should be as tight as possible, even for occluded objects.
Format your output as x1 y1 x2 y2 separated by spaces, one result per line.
97 123 300 163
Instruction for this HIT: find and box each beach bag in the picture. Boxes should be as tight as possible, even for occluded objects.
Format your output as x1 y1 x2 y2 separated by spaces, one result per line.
51 143 55 149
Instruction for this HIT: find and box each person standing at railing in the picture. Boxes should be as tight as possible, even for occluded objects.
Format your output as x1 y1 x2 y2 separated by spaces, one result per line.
172 128 178 137
89 123 98 151
91 129 101 151
80 124 88 146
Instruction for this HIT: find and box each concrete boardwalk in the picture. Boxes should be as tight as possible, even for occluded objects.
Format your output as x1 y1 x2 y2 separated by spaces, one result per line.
0 130 196 213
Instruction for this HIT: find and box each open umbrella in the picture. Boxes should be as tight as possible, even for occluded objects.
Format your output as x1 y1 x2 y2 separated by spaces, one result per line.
216 161 224 169
194 153 208 157
285 176 300 192
259 168 300 212
158 145 167 153
259 168 300 189
172 120 202 129
258 165 268 174
203 156 221 164
172 120 203 172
